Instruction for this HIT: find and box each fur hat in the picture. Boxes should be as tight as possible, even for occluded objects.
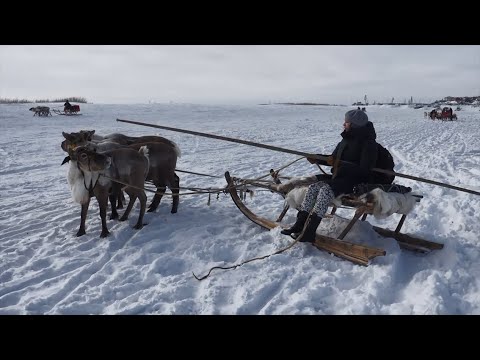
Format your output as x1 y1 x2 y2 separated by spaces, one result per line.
345 109 368 128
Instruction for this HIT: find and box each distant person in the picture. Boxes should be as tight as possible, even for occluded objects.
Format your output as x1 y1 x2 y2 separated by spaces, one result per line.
357 106 361 110
64 100 73 113
280 109 378 243
361 107 366 112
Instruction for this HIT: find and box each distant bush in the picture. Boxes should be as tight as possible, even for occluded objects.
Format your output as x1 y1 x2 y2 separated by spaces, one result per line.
49 97 88 103
0 98 31 104
0 97 88 104
34 99 53 103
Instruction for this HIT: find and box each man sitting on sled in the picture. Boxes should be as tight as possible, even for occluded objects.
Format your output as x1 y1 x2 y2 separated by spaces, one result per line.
64 100 73 113
281 109 381 243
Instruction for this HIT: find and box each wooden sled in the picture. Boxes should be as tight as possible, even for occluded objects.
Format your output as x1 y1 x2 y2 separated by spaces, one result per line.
52 106 82 116
225 171 443 266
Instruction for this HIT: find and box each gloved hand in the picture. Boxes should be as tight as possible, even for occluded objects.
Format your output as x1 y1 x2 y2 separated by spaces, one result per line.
307 154 334 166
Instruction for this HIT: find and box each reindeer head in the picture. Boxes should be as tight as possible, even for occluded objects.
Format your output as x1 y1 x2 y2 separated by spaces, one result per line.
61 131 94 154
79 130 96 141
74 146 111 172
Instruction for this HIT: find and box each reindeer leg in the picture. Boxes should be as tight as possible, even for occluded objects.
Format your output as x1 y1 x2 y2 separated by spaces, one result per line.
134 190 147 230
109 193 119 220
117 189 125 209
96 191 110 238
120 188 137 222
109 183 120 219
171 173 180 214
148 182 165 212
76 199 90 237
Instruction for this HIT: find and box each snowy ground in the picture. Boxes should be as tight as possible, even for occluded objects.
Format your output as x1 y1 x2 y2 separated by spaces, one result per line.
1 103 479 314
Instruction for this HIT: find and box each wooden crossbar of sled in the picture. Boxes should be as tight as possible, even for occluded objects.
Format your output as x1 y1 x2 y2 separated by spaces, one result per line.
225 171 443 266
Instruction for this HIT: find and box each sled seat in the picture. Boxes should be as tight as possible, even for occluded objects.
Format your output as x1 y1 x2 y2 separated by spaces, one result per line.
267 173 444 254
281 183 443 254
330 193 435 252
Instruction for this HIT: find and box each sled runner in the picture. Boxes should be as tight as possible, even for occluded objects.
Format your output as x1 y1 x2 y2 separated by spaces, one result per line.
225 171 444 266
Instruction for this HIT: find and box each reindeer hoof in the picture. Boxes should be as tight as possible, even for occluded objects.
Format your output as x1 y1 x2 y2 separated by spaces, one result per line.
171 209 177 214
134 224 144 230
76 229 86 237
147 208 156 213
100 230 110 238
119 216 128 222
110 213 119 220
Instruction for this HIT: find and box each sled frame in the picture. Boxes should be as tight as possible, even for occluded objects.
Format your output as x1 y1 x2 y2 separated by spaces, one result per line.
225 171 443 266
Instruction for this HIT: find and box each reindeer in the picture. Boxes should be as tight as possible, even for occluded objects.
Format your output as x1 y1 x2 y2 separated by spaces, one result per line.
61 131 127 219
72 145 150 238
73 130 181 213
61 130 181 229
61 131 146 209
29 106 51 116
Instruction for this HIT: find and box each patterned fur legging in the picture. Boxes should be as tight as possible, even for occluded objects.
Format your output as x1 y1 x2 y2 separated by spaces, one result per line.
300 181 335 217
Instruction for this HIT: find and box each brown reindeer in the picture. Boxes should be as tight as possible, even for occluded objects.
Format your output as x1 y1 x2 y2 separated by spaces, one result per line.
73 146 149 238
61 131 126 211
62 130 181 214
128 142 179 213
79 140 180 214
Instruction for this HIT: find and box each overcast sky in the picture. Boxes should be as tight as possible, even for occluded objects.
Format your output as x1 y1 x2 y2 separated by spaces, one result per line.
1 45 479 105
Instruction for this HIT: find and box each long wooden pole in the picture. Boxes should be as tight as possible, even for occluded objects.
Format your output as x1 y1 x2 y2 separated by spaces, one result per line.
117 118 480 196
118 118 328 160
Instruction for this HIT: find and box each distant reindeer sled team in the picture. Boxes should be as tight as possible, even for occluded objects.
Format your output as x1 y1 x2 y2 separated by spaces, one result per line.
29 101 82 117
60 108 480 274
424 107 457 121
52 101 82 115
